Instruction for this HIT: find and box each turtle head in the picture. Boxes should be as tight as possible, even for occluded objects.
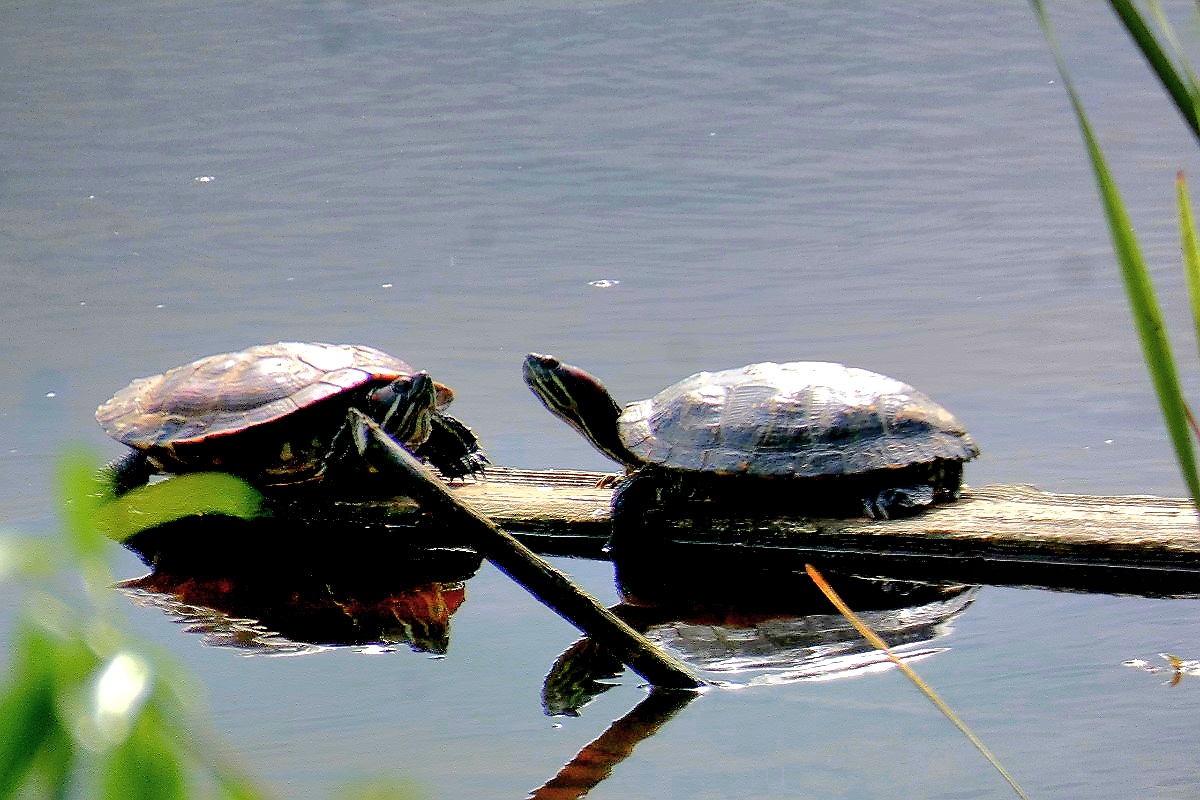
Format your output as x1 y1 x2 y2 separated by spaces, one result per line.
522 353 641 468
431 381 455 410
367 371 438 448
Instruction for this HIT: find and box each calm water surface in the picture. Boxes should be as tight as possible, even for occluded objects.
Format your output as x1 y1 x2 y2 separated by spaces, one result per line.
4 1 1200 798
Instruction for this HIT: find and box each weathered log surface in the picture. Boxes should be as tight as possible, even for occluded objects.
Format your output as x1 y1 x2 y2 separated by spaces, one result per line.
448 467 616 530
444 468 1199 553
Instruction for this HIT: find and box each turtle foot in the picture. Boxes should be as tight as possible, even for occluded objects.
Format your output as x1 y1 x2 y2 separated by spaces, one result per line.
419 414 488 480
432 450 490 481
863 485 935 521
596 473 627 489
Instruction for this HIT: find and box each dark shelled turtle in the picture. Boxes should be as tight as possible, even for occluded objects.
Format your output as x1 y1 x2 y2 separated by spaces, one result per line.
522 354 978 520
97 341 486 494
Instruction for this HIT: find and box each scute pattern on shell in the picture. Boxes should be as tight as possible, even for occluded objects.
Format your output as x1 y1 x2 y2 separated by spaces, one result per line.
618 361 979 476
96 342 416 448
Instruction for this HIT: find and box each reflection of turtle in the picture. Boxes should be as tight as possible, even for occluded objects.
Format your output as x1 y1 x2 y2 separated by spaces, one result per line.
97 342 486 494
543 580 979 714
522 354 978 518
121 573 475 655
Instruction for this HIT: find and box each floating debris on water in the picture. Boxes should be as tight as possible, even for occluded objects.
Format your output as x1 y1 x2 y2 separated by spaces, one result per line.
588 279 620 288
1124 653 1200 685
194 176 215 183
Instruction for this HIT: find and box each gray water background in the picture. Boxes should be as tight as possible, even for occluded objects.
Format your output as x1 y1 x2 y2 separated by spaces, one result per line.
3 1 1200 797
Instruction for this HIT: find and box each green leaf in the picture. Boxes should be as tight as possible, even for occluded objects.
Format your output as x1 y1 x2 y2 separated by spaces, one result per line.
1110 0 1200 141
0 535 63 584
0 624 93 800
214 771 273 800
0 667 57 798
1146 0 1200 107
92 472 267 543
56 448 114 560
100 709 188 800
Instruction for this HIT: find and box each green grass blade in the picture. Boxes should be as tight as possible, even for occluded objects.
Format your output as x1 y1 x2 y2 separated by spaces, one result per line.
1108 0 1200 141
1178 173 1200 365
1146 0 1200 103
1033 0 1200 505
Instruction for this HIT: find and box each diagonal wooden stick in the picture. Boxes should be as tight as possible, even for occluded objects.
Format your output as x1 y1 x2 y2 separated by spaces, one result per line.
350 409 704 690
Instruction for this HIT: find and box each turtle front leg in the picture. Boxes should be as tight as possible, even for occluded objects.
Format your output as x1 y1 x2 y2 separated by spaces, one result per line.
863 484 935 520
416 414 488 480
103 450 156 496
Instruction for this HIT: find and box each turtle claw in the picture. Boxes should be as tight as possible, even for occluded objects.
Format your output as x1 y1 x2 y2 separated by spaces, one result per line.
596 473 624 489
438 450 490 482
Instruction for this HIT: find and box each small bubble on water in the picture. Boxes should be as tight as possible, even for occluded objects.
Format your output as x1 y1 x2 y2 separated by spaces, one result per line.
588 279 620 288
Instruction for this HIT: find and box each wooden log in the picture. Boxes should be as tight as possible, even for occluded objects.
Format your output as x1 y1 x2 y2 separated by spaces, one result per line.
444 471 1196 549
348 411 705 690
446 471 1200 596
257 465 1200 596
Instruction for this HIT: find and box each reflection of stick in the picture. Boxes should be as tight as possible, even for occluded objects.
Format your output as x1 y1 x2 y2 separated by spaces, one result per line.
805 564 1030 800
527 689 696 800
351 410 704 690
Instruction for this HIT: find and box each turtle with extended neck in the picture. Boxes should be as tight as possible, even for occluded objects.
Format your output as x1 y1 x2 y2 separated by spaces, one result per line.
521 353 978 520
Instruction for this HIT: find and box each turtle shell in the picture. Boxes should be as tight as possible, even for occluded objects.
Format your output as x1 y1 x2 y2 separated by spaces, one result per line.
617 361 978 477
96 342 434 448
